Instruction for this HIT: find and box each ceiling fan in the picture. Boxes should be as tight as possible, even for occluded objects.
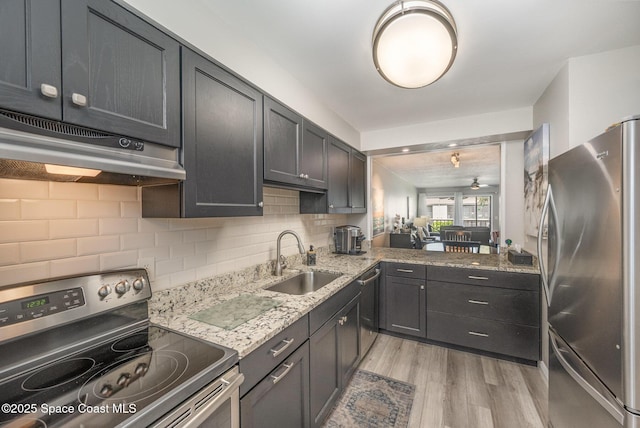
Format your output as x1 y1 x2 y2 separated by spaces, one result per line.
471 177 488 190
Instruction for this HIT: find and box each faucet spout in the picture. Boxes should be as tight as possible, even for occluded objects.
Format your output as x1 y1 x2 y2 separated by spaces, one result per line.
274 230 305 276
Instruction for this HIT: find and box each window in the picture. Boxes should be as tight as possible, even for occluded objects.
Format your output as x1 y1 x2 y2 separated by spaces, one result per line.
425 196 454 231
462 195 491 227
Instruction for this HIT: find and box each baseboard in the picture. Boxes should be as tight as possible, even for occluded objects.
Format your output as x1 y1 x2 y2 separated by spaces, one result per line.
538 359 549 383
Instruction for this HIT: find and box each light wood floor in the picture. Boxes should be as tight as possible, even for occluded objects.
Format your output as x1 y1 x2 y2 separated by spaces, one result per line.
358 334 548 428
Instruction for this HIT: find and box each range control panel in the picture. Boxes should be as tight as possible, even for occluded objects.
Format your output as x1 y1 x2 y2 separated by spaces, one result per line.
0 269 151 343
0 287 85 327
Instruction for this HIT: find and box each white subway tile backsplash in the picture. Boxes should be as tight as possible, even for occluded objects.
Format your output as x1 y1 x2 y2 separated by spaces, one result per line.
0 179 48 199
78 200 120 218
78 235 120 256
0 199 20 220
99 218 137 235
50 219 99 239
21 199 76 219
21 239 76 263
1 180 350 289
50 255 100 278
0 220 49 244
98 184 138 201
49 182 98 200
100 250 137 271
121 232 155 250
0 261 50 287
0 243 20 266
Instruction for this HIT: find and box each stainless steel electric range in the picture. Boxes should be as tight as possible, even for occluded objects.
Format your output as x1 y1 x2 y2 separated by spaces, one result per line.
0 269 243 428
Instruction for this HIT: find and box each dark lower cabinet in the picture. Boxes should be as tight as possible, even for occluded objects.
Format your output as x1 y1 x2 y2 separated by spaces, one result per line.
426 266 541 361
381 263 427 338
142 48 263 217
310 293 360 428
240 341 310 428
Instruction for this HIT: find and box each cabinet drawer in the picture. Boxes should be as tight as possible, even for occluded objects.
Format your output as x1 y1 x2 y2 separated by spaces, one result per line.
240 315 309 396
427 281 540 327
427 311 540 361
384 263 426 280
427 266 539 291
309 280 360 334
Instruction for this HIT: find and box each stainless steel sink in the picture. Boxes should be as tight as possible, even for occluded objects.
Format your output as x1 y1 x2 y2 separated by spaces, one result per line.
266 271 341 295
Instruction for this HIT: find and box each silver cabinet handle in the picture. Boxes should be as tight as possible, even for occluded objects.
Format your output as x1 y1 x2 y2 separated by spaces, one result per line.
71 93 87 106
270 362 294 384
468 275 489 280
468 331 489 337
468 299 489 305
420 285 425 290
40 83 58 98
269 338 294 358
397 268 414 273
329 204 334 209
258 201 264 208
298 173 309 179
304 174 309 179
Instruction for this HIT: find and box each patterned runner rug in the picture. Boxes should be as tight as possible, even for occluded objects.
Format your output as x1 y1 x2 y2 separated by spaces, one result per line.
323 370 416 428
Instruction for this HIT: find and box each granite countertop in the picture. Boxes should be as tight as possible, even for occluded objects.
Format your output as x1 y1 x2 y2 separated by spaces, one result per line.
149 247 539 359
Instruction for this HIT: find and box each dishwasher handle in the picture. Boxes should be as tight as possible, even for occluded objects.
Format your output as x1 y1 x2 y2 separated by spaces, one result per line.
357 269 381 286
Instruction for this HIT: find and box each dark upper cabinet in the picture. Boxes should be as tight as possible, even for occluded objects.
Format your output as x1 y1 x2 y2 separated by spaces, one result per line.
300 121 328 188
61 0 180 147
264 97 328 190
0 0 180 147
0 0 61 120
300 136 367 214
142 48 263 218
350 149 367 213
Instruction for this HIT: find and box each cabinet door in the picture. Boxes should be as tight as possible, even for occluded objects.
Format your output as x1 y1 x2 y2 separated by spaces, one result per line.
350 149 367 213
310 315 341 428
241 341 310 428
0 0 61 119
181 48 263 217
339 296 360 384
263 97 302 185
384 276 427 338
327 136 350 213
61 0 180 147
300 121 328 189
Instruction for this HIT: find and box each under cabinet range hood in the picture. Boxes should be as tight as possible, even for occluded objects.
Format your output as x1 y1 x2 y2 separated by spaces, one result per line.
0 109 185 186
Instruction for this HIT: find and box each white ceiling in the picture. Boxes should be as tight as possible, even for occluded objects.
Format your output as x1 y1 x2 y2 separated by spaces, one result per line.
200 0 640 133
374 144 501 188
197 0 639 188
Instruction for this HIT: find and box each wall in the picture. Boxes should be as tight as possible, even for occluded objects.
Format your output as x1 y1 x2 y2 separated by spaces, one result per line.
119 0 360 149
501 140 526 250
361 107 532 151
0 180 348 291
534 44 640 156
370 160 418 247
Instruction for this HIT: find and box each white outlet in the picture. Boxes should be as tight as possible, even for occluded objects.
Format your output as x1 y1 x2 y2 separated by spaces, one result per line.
138 257 155 281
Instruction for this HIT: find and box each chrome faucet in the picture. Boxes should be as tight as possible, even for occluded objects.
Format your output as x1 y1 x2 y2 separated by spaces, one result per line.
274 230 306 276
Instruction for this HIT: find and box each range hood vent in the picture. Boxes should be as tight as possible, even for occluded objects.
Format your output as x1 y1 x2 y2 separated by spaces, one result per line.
0 109 185 186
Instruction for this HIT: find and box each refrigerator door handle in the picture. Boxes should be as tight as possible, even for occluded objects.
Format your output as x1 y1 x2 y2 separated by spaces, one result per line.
538 185 553 306
550 332 624 424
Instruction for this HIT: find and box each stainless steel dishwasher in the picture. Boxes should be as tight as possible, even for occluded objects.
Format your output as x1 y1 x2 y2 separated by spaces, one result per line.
358 265 381 356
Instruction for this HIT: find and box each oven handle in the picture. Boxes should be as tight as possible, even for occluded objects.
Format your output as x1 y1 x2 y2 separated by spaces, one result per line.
177 369 244 428
357 268 381 286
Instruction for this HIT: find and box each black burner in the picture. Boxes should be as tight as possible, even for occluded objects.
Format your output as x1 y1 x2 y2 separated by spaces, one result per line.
22 358 95 391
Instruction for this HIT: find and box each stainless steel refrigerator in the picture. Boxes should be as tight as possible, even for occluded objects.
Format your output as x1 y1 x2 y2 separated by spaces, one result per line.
538 115 640 427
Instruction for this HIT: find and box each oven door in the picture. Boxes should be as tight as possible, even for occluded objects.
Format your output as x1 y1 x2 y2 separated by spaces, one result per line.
153 366 244 428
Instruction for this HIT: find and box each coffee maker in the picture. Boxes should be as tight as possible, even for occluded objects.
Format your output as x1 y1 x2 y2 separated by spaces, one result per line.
334 225 366 254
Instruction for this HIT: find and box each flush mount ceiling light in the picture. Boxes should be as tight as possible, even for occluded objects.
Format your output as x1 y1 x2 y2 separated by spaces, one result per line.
372 0 458 89
470 177 480 190
450 152 459 168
